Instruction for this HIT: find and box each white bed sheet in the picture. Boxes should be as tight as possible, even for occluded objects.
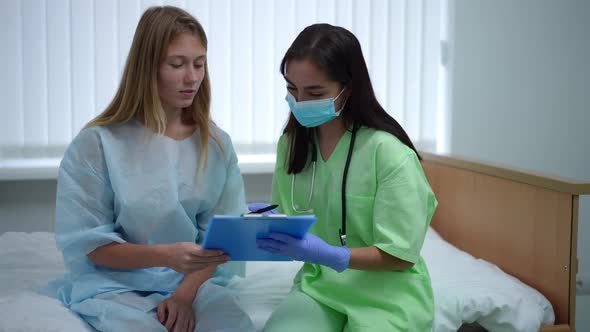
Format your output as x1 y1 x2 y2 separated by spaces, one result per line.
0 231 554 332
0 232 298 332
0 232 93 331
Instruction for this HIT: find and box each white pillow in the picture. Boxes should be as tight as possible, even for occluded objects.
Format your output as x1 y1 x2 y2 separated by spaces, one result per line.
422 227 555 332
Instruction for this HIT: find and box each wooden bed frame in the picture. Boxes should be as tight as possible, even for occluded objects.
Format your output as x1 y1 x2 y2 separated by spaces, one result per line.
420 152 589 332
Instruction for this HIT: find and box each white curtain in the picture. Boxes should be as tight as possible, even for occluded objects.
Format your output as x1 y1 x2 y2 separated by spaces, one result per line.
0 0 443 159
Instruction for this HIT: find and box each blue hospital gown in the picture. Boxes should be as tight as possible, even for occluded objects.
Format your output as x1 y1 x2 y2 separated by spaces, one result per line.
45 119 256 331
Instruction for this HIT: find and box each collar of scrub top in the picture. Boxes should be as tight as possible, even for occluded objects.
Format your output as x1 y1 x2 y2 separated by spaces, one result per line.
290 124 359 246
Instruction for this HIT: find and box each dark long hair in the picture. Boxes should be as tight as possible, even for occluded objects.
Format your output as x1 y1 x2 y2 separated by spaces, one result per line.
280 23 420 174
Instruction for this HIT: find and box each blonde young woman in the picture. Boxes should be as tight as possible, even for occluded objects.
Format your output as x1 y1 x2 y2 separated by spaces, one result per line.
45 6 256 332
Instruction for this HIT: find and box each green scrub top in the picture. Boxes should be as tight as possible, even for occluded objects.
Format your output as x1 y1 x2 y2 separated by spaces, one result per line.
271 127 437 330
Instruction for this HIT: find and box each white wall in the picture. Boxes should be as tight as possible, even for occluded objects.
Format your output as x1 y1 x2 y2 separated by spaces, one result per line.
0 180 57 232
449 0 590 328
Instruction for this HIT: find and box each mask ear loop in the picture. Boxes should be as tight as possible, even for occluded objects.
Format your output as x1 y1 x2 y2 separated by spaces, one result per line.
334 87 348 115
333 87 346 101
335 98 348 115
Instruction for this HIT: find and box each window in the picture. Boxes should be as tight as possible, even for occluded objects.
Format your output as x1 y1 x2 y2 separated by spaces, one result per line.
0 0 447 178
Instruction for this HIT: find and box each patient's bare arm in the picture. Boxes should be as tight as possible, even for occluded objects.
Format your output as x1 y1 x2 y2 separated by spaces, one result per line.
87 242 229 273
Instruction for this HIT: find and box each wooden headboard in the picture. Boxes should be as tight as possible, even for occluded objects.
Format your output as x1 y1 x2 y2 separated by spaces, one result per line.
420 152 589 332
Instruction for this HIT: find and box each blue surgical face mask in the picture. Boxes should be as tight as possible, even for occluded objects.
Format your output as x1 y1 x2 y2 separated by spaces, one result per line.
286 88 347 128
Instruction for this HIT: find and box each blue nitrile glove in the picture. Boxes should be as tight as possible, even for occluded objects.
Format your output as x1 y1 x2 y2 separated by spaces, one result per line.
247 202 279 214
257 232 350 272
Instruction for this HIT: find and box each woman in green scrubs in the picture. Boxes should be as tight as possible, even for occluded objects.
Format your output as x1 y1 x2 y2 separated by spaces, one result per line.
255 23 438 332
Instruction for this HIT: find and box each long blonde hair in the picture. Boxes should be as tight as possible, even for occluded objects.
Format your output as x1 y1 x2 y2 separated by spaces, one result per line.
86 6 221 169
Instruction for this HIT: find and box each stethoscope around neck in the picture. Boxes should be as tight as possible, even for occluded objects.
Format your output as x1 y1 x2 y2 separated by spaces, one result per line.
290 124 359 246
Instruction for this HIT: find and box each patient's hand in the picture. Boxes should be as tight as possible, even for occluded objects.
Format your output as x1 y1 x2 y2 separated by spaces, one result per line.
157 295 194 332
164 242 229 274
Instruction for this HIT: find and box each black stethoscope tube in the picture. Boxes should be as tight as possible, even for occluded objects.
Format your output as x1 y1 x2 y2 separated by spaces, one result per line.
310 124 358 246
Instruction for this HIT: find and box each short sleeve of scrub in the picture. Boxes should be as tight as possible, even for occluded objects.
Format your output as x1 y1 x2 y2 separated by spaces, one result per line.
372 143 437 264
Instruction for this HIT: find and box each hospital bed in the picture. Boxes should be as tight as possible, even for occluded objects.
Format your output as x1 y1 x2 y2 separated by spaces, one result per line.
0 152 587 331
420 152 588 332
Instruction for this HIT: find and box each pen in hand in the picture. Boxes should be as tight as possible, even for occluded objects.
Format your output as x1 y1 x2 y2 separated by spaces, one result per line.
248 204 279 214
